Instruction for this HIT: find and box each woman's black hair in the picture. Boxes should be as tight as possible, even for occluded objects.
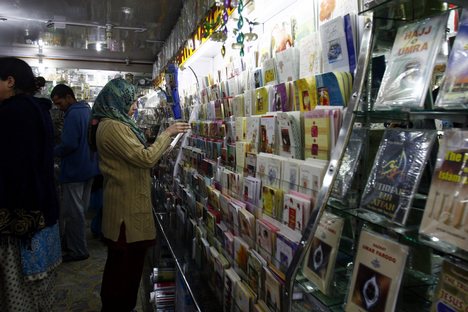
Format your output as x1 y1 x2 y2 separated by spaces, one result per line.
35 76 46 89
0 57 37 95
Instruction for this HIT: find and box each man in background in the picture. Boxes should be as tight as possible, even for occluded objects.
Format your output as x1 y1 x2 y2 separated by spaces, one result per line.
52 84 100 262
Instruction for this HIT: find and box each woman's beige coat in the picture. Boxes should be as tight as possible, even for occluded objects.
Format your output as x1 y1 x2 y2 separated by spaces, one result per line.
96 118 171 243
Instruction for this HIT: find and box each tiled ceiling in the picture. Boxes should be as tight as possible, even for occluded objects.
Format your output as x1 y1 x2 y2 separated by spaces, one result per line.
0 0 184 64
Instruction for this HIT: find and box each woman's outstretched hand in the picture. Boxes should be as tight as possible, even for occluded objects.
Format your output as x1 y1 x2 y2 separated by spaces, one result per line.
165 122 191 136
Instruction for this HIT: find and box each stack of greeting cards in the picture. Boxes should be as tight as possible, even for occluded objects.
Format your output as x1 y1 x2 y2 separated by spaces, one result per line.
282 191 313 234
277 112 302 159
275 47 300 83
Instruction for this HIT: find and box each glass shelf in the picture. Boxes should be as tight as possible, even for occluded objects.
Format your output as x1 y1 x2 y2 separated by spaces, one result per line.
327 198 468 262
354 109 468 124
359 0 455 20
292 246 441 312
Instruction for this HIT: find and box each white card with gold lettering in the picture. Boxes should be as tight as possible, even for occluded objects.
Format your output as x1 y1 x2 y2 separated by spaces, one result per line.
303 212 344 295
346 230 408 312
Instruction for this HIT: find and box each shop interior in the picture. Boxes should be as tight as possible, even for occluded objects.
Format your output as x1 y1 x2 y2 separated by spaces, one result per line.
1 0 467 311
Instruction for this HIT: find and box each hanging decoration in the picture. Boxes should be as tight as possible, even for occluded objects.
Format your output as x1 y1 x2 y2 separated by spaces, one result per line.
232 0 245 56
244 18 259 42
220 0 230 57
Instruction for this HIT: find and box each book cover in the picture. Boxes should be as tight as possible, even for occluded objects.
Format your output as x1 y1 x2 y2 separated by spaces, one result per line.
246 117 260 154
256 153 269 185
275 230 300 273
299 160 327 198
234 236 250 273
419 129 468 252
267 86 276 115
214 253 230 302
226 121 236 145
270 18 294 55
315 72 347 106
435 10 468 109
318 0 359 26
224 268 241 312
277 113 301 159
331 127 367 201
304 109 332 160
374 13 449 109
235 117 247 142
320 16 350 73
228 201 241 235
282 192 312 233
256 218 280 261
238 70 248 94
344 13 357 74
228 76 239 97
281 159 301 192
220 193 233 225
234 281 256 312
247 250 266 295
262 185 283 220
227 143 236 169
243 151 255 176
430 260 468 312
243 176 261 206
258 34 272 66
221 80 229 98
302 212 344 295
239 207 256 247
275 47 300 83
346 230 409 312
254 67 264 89
224 97 233 118
295 77 317 112
210 84 221 101
299 32 323 78
255 87 270 115
228 171 242 197
253 300 271 312
244 89 254 117
265 155 283 189
264 268 282 312
260 115 277 154
236 142 249 174
360 129 436 225
224 230 235 259
272 83 291 112
262 58 279 86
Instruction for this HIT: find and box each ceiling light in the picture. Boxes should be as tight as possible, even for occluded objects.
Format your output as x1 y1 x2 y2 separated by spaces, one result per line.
121 7 132 14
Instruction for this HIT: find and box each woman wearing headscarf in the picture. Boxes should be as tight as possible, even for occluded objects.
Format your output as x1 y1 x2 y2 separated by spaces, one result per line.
90 78 190 312
0 57 61 311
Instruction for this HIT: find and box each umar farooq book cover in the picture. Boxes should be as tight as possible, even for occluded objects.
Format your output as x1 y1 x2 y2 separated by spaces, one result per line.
346 230 409 312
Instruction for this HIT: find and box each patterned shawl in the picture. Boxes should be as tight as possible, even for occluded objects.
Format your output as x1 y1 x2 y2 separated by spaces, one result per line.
91 78 147 145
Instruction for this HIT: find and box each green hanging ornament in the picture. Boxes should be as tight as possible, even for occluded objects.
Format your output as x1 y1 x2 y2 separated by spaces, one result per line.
237 15 244 29
221 44 226 57
236 32 244 44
